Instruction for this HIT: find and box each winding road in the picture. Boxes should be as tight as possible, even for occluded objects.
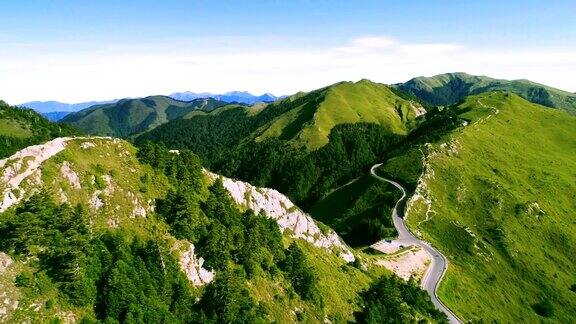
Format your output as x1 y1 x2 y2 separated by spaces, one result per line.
370 163 462 324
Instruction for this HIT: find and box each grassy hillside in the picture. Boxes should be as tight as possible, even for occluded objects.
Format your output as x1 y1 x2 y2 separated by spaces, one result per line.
396 72 576 115
0 100 78 158
403 92 576 322
135 80 427 212
256 80 424 150
61 96 228 137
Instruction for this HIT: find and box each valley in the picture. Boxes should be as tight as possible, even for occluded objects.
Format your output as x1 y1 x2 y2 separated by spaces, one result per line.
1 73 575 323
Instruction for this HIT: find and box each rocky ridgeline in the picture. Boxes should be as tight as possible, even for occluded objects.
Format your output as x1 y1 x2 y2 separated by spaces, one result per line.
0 138 354 293
0 136 123 213
205 171 356 262
0 137 73 213
0 137 213 290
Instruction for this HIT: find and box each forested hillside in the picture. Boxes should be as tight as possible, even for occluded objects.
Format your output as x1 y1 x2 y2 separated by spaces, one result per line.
0 137 445 323
60 96 229 137
0 100 78 158
135 79 576 322
137 80 425 154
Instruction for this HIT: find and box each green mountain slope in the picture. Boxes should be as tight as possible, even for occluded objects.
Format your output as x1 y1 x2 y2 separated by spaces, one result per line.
134 79 576 322
396 72 576 115
0 100 78 158
256 80 425 150
399 92 576 322
0 138 444 323
137 79 425 154
61 96 228 137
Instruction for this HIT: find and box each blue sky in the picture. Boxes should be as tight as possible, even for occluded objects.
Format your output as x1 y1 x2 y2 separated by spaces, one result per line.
1 0 575 103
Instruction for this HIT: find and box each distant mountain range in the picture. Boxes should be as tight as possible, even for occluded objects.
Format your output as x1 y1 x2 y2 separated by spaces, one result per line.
41 111 73 121
19 100 118 114
20 91 279 118
169 91 278 104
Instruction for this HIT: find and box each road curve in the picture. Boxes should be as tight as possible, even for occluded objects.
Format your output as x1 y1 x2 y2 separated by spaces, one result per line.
370 163 462 324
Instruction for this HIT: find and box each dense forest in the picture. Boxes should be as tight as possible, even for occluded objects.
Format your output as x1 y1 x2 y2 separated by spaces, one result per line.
0 140 446 322
135 103 463 247
0 101 78 158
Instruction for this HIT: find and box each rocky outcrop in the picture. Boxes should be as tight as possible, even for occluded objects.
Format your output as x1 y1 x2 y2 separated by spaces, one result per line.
0 252 12 274
89 190 104 210
178 243 214 286
410 102 427 117
205 171 355 262
405 145 436 228
60 161 81 189
0 137 73 213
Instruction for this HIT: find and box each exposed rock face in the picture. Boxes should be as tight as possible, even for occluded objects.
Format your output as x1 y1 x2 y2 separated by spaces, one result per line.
405 144 436 227
0 137 73 213
89 190 104 210
410 102 427 117
205 171 355 262
132 197 147 218
0 252 12 274
60 161 81 189
102 174 115 196
80 141 96 149
178 243 214 286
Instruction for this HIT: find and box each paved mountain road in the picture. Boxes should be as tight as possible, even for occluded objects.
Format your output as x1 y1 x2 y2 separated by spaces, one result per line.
370 163 462 324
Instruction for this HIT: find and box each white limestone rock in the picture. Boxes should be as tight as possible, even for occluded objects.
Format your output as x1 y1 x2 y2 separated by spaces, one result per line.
80 142 96 149
132 197 146 218
60 161 81 189
205 170 355 262
102 174 114 196
179 243 214 286
0 137 73 213
89 190 104 210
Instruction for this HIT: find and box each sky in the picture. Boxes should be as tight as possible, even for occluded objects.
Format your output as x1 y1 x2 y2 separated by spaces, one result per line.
1 0 575 104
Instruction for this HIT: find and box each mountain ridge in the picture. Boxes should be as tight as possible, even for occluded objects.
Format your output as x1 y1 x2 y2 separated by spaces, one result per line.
395 72 576 115
20 91 279 115
61 96 230 137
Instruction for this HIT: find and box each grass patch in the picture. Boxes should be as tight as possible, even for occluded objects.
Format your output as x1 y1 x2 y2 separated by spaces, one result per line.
0 119 31 138
407 92 576 322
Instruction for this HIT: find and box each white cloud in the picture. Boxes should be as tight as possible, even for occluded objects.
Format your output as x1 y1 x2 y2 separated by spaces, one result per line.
1 36 575 104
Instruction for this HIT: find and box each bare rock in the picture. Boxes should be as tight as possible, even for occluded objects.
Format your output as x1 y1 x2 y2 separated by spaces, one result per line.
0 137 73 212
89 190 104 210
60 161 81 189
102 174 114 196
178 243 214 286
132 197 146 218
205 170 355 262
80 142 96 149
